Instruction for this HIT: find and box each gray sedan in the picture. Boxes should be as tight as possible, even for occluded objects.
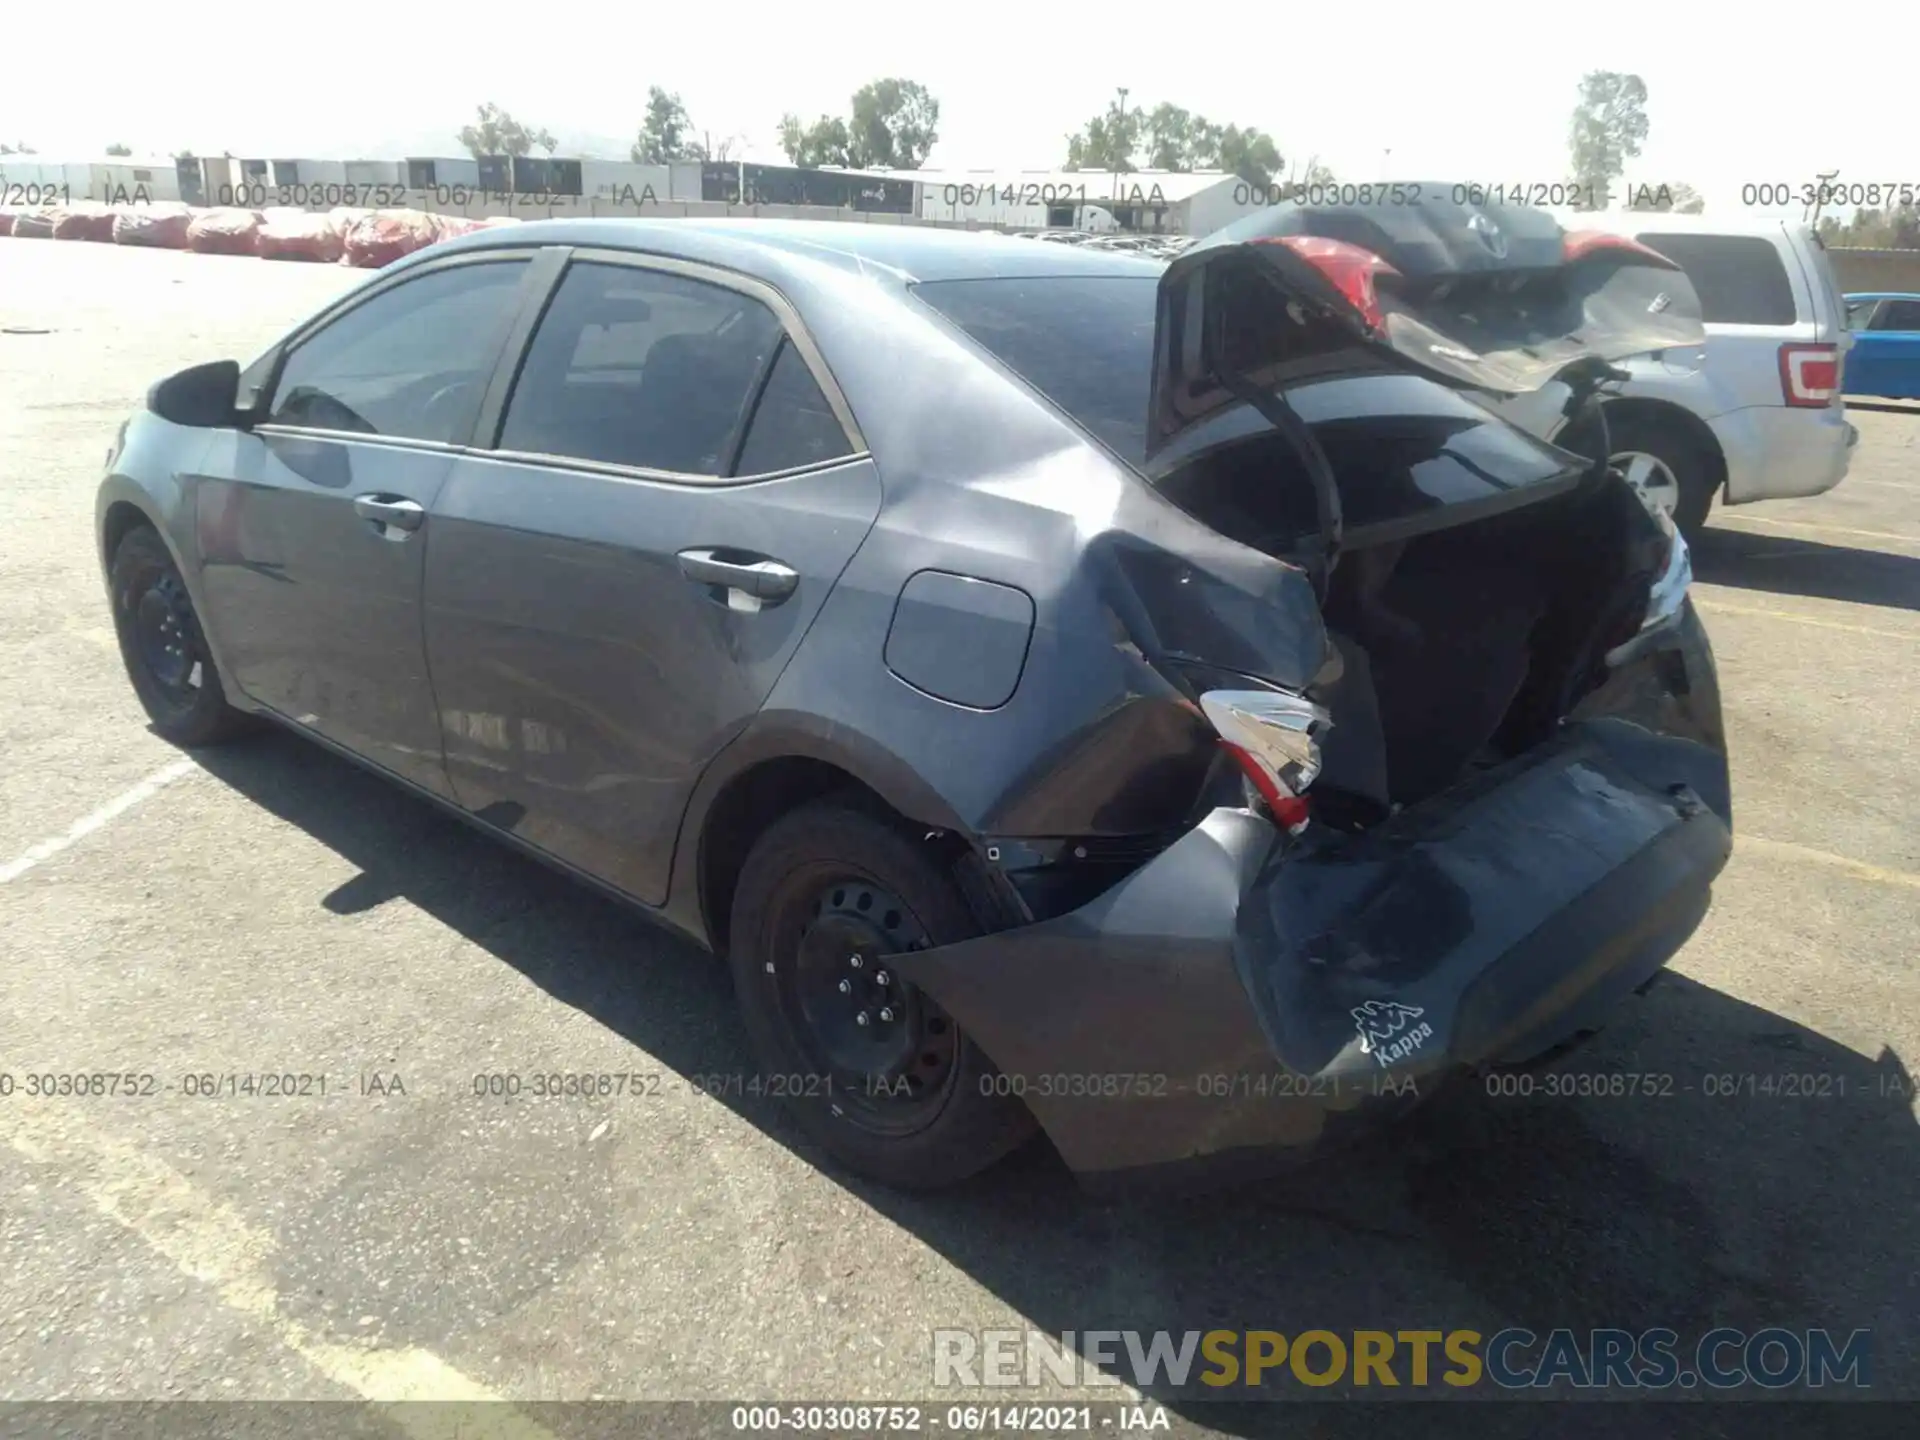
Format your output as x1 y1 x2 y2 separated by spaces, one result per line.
98 216 1731 1190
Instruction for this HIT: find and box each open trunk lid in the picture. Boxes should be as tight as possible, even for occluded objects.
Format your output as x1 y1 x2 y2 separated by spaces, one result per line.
1147 193 1708 465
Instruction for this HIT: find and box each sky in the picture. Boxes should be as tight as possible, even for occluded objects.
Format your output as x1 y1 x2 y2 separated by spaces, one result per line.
5 1 1916 217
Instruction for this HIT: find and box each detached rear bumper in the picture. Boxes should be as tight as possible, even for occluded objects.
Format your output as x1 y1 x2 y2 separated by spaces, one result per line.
893 617 1731 1187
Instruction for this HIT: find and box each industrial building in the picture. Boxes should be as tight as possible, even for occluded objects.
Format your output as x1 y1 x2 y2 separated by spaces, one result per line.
2 152 1278 238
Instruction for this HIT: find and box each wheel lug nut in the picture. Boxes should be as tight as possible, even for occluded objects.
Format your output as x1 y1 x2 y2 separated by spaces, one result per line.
838 979 851 994
875 970 890 986
855 1011 870 1027
878 1007 894 1022
849 955 863 969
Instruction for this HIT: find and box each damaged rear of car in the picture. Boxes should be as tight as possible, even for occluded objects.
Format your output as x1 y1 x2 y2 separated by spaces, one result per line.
711 205 1730 1190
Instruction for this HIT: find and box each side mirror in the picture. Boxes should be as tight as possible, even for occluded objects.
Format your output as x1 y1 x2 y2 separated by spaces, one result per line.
146 359 249 430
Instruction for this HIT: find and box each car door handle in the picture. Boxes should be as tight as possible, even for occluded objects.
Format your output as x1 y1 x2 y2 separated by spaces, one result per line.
353 494 425 533
677 549 799 604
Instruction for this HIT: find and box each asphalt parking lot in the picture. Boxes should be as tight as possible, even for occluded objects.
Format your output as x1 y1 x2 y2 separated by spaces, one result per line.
1 240 1916 1436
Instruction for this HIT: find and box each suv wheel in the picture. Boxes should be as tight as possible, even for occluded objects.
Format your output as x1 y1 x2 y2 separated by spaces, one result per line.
1607 413 1715 540
728 801 1036 1189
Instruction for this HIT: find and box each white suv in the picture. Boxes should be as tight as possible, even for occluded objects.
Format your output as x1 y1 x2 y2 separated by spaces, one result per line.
1585 213 1856 537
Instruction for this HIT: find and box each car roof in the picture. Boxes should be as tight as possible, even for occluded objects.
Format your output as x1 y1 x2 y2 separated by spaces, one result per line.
1844 291 1920 301
427 217 1168 285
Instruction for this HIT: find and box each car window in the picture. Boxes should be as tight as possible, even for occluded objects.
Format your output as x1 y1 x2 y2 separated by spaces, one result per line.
913 275 1160 463
1876 299 1920 331
734 340 854 473
266 260 529 442
1633 233 1797 325
498 261 782 475
1846 299 1881 331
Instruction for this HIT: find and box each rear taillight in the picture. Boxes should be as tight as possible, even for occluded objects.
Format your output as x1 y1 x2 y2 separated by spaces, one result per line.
1779 343 1839 408
1199 690 1332 835
1254 235 1401 336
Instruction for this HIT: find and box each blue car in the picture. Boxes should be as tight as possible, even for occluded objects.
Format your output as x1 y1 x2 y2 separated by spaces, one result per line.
1844 292 1920 399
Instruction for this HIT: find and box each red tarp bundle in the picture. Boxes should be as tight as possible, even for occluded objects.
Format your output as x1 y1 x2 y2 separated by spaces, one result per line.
186 207 264 255
255 208 346 263
50 205 118 242
0 213 14 237
342 209 443 268
9 210 55 239
111 203 193 248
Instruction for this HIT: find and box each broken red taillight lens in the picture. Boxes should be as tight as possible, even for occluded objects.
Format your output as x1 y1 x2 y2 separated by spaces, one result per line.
1253 235 1402 336
1561 230 1682 268
1200 690 1333 836
1779 343 1840 408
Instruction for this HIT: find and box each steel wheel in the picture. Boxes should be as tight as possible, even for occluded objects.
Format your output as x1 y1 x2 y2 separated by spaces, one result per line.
777 876 960 1136
129 570 205 703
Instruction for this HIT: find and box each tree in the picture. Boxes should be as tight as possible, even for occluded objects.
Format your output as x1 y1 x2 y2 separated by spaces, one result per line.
1626 181 1704 214
0 142 36 155
1065 92 1281 183
457 103 555 158
1064 88 1143 172
1297 158 1336 188
848 78 940 168
1214 124 1283 188
632 87 694 164
689 131 744 163
104 142 133 157
1568 71 1649 211
778 114 852 168
1820 202 1920 249
780 78 940 170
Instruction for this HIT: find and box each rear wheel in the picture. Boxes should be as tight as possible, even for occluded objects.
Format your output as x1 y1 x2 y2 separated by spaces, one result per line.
1606 412 1716 541
728 802 1036 1189
108 525 254 747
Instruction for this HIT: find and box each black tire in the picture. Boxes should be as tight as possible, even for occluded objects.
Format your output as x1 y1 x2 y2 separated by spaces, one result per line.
1605 411 1716 542
728 801 1037 1189
108 525 255 747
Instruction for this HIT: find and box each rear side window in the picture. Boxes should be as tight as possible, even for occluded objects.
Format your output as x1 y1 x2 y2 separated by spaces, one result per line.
1634 233 1797 325
734 341 853 473
1877 299 1920 331
267 259 529 442
913 276 1160 463
499 261 782 475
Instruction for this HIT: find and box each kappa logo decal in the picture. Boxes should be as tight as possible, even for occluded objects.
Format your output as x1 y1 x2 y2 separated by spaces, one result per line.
1351 1000 1434 1069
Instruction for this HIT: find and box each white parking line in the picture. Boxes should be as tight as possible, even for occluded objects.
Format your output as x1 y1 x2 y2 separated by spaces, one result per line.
3 1099 562 1432
0 758 200 885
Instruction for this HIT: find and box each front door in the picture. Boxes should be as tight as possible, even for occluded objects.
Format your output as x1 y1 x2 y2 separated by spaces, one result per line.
193 254 536 796
423 253 881 905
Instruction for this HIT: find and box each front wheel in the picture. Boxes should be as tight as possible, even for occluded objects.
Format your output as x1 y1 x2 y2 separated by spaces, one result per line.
108 525 255 747
728 802 1036 1189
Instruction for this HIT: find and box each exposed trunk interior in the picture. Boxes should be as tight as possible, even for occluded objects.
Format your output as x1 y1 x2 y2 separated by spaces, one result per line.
1156 421 1665 833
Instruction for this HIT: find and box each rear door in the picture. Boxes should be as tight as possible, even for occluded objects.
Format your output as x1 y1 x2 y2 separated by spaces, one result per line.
1629 226 1812 413
422 249 881 906
193 251 540 796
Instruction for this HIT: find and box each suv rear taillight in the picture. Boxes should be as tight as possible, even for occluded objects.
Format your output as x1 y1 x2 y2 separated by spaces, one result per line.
1199 690 1333 835
1779 343 1839 408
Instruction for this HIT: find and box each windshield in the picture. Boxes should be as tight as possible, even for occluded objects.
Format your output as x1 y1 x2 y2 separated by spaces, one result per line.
913 276 1160 464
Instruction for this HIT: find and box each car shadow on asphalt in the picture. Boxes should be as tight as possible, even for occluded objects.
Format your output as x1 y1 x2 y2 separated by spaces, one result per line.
193 731 1920 1438
1693 525 1920 614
